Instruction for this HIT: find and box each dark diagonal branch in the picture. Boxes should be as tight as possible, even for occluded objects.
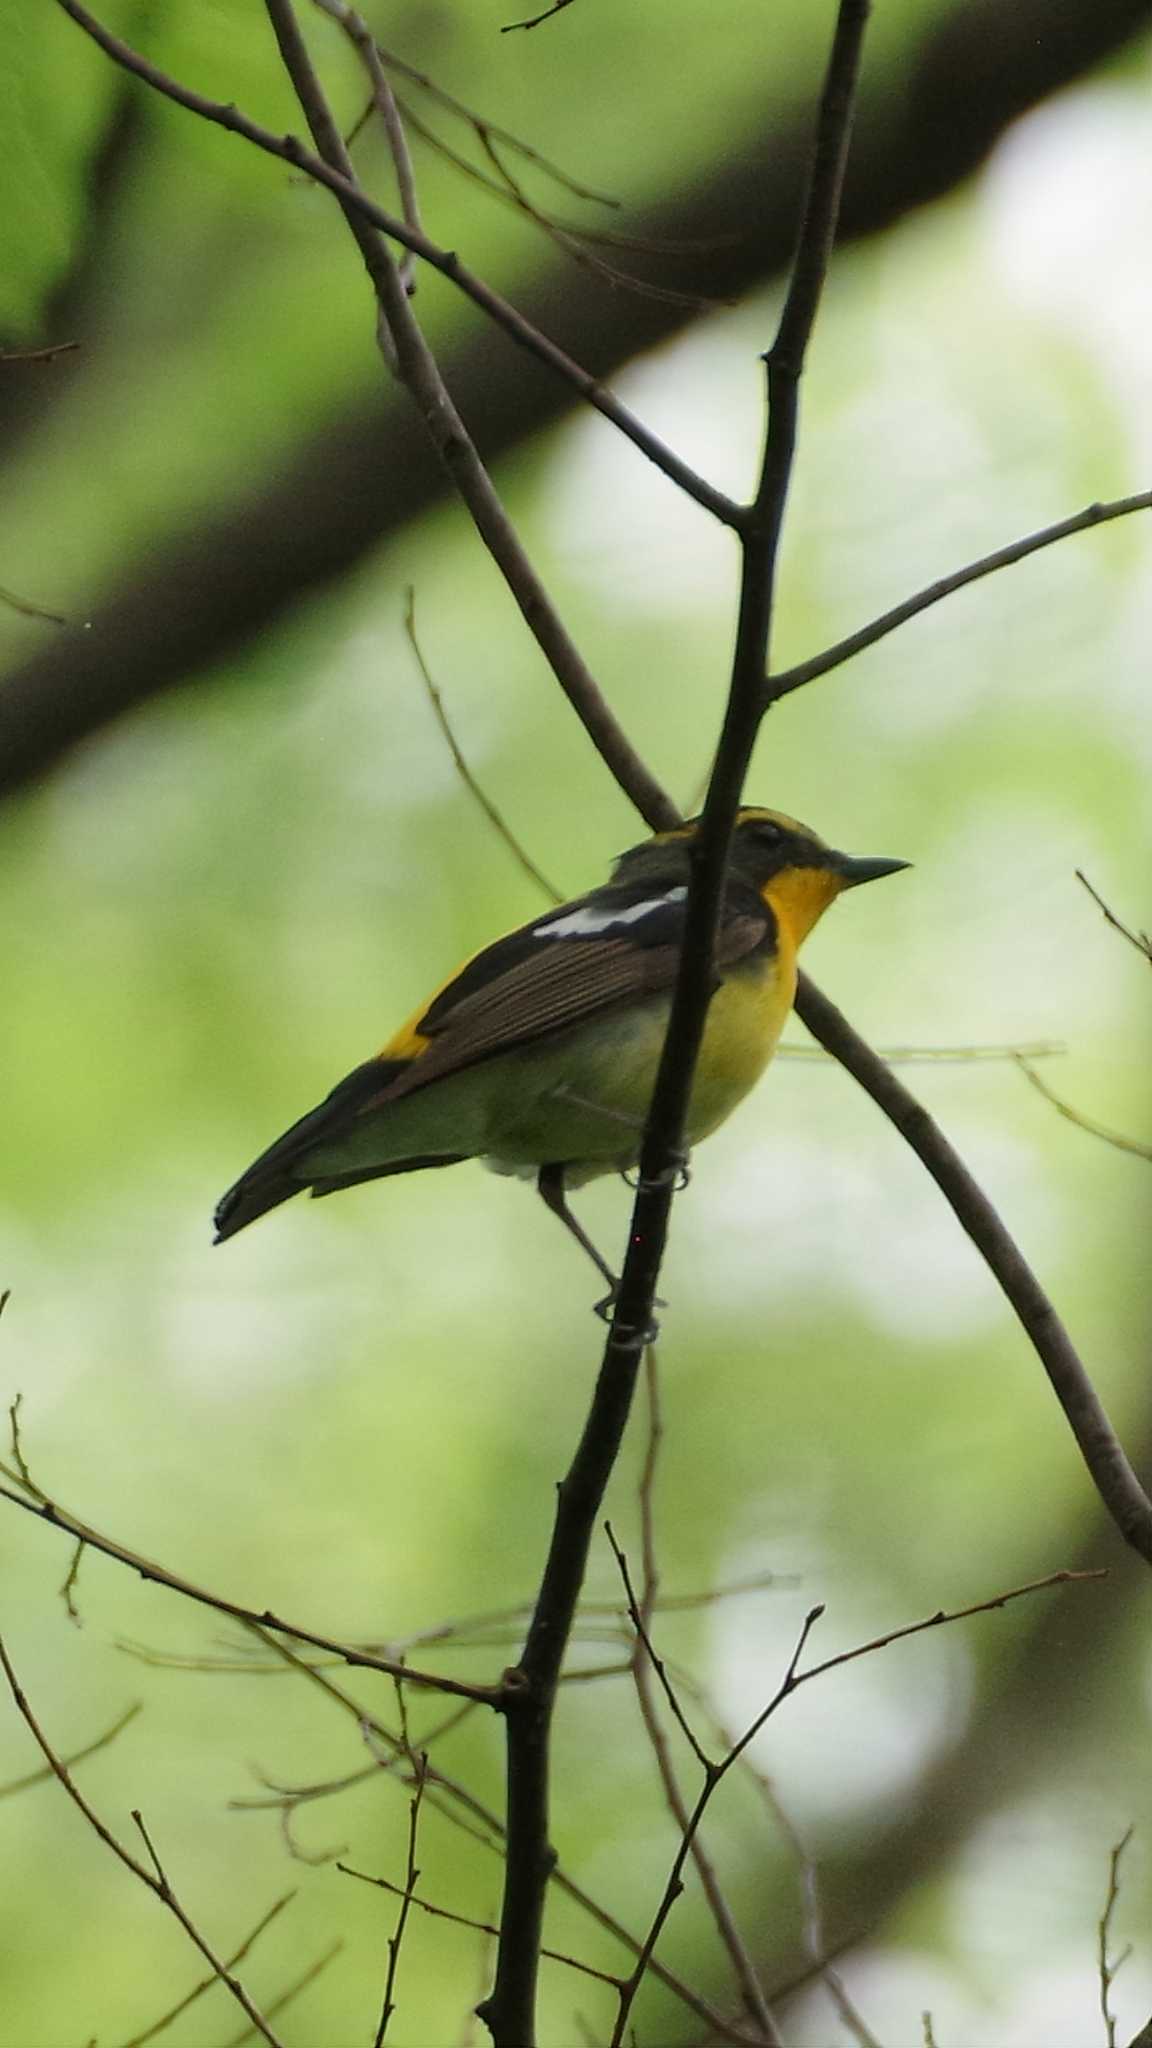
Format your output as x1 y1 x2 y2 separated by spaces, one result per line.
771 492 1152 696
53 0 737 534
477 10 870 2043
795 973 1152 1564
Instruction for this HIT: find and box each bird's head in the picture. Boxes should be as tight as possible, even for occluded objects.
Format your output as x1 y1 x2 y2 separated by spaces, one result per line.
616 806 909 946
727 808 909 941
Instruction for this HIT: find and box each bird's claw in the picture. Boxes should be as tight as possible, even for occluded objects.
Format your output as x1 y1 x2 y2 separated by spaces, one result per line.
621 1155 691 1194
593 1288 664 1346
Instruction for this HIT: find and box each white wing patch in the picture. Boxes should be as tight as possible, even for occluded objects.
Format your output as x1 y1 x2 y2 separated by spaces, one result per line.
538 886 687 940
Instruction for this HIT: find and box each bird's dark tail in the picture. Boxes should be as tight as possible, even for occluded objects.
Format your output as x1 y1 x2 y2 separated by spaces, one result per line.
213 1056 417 1243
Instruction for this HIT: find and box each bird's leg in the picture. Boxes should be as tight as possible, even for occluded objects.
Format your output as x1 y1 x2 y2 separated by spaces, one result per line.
536 1164 619 1315
536 1165 665 1336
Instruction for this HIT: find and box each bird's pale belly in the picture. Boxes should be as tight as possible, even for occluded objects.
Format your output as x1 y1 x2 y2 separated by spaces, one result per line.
482 954 795 1183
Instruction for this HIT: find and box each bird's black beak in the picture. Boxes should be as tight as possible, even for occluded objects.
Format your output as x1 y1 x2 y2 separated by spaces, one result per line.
833 852 911 888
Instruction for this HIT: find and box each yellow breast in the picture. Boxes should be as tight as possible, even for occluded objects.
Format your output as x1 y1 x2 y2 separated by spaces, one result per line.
687 944 796 1143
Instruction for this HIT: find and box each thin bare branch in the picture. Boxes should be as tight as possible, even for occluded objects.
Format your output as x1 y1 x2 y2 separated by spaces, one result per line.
0 581 70 626
1016 1057 1151 1162
311 0 423 294
1077 871 1152 962
618 1568 1098 2041
212 1941 344 2048
0 1699 141 1802
777 1037 1064 1066
53 0 738 539
0 1639 286 2047
791 1569 1105 1694
1099 1827 1135 2048
404 591 563 903
372 53 618 207
630 1357 782 2038
261 0 678 837
60 1536 86 1622
338 1862 622 1993
607 1525 711 1773
374 1756 427 2044
115 1893 295 2048
0 339 80 363
772 492 1152 697
0 1448 496 1704
741 1763 881 2048
242 1622 762 2044
501 0 577 31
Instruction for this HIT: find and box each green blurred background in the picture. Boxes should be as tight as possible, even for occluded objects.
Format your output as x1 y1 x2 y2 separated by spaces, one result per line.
1 2 1151 2042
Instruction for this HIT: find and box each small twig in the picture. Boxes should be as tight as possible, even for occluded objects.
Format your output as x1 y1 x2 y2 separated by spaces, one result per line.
772 493 1152 697
747 1765 882 2047
614 1567 1103 2040
311 0 423 293
404 590 563 903
610 1606 824 2047
607 1525 710 1773
0 1699 141 1802
501 0 577 30
1077 871 1152 962
115 1892 295 2048
245 1623 761 2043
0 1638 286 2047
1016 1057 1151 1163
0 581 70 626
921 2016 939 2048
53 0 737 539
374 1755 427 2044
261 0 676 838
60 1536 86 1623
0 339 79 364
338 1862 622 1993
1099 1826 1135 2048
777 1037 1064 1066
212 1940 344 2048
474 128 716 309
0 1445 497 1704
356 47 619 207
608 1521 781 2043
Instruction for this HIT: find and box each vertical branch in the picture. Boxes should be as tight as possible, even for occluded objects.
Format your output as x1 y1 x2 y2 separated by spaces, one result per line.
478 8 870 2043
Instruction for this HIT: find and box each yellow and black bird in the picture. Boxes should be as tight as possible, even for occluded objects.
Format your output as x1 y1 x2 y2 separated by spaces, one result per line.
214 808 907 1278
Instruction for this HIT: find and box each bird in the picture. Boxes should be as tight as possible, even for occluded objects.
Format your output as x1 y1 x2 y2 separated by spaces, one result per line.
213 807 908 1286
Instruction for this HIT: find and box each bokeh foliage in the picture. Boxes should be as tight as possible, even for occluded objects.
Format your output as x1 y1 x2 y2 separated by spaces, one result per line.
1 3 1150 2042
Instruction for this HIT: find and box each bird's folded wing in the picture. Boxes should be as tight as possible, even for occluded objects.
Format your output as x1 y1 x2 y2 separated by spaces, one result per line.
371 906 770 1106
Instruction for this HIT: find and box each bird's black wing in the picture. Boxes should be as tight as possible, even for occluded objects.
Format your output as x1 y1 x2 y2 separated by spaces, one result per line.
374 877 773 1102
